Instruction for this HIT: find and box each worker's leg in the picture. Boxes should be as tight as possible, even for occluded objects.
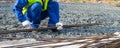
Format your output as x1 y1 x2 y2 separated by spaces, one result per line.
25 2 42 29
41 11 48 20
47 1 59 28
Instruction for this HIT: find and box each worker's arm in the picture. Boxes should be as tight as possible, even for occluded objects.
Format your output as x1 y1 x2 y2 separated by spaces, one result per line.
13 0 28 22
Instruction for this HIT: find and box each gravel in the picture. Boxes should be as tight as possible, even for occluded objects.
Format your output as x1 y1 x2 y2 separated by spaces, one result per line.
0 2 120 39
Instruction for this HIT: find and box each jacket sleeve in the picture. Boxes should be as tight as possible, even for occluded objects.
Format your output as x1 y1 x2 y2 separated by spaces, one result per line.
13 0 28 22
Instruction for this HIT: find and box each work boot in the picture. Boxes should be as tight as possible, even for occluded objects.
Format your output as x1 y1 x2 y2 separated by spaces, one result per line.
48 28 58 32
51 28 59 32
48 28 60 36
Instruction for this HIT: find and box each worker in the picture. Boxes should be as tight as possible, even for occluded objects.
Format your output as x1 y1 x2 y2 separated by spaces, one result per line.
13 0 63 32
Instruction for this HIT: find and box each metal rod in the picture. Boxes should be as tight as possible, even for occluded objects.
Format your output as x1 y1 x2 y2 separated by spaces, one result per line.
0 23 100 34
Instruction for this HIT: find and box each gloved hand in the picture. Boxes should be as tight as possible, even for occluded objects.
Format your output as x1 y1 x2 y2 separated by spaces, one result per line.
56 22 63 30
22 20 31 26
114 32 120 36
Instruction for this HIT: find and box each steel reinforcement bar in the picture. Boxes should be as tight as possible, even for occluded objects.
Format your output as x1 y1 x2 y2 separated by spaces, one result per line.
0 23 100 34
2 33 119 48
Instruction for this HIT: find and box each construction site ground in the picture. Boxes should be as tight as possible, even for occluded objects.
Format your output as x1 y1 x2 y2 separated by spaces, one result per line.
1 1 120 48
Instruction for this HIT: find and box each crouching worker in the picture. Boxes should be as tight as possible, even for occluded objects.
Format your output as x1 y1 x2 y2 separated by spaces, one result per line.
13 0 63 32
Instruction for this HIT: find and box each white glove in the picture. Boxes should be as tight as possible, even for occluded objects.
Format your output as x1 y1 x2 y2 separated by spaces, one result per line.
22 20 31 26
114 32 120 36
56 22 63 30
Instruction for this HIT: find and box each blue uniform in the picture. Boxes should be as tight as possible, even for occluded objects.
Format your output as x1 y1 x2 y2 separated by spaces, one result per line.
13 0 59 28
